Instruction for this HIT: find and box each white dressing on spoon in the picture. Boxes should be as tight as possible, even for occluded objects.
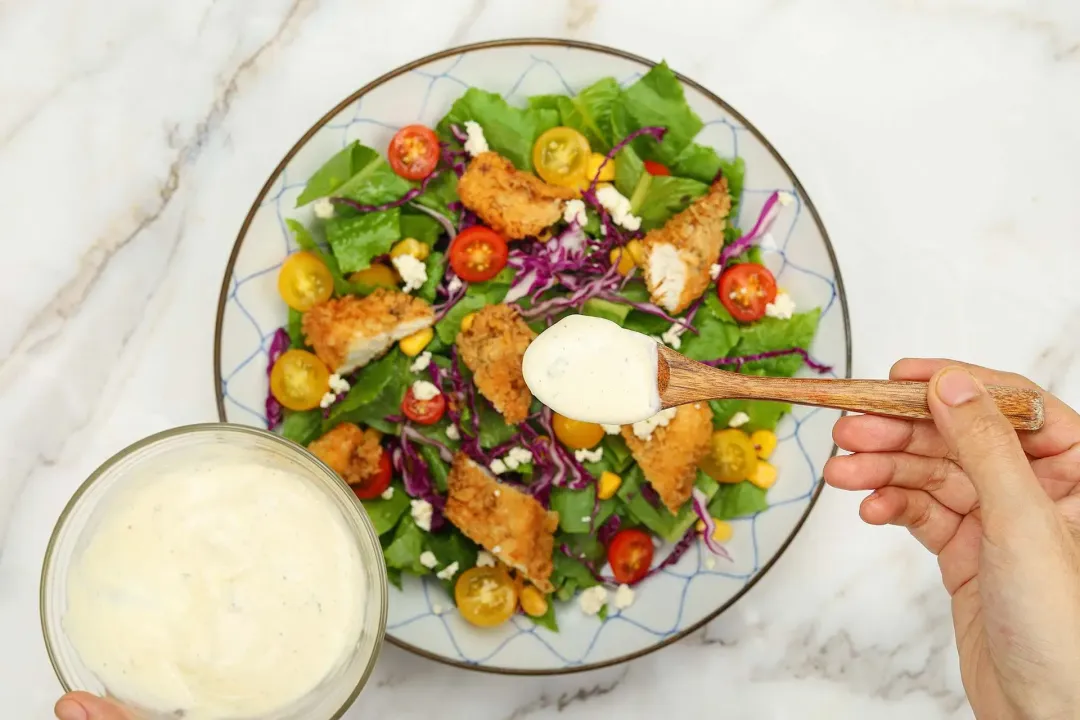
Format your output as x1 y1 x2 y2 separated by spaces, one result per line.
522 314 661 425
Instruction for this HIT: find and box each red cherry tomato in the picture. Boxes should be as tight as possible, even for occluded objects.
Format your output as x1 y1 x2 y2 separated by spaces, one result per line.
607 529 655 585
643 160 671 176
401 386 447 425
353 450 392 500
717 263 777 323
388 125 440 181
448 226 509 283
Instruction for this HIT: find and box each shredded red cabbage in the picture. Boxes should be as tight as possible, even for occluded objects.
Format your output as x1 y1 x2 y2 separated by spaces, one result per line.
705 347 832 374
265 328 290 429
393 435 446 531
691 487 732 560
408 201 457 241
401 424 454 464
440 142 468 177
597 514 621 545
718 191 784 266
639 527 698 583
639 483 662 508
330 169 444 214
449 124 468 145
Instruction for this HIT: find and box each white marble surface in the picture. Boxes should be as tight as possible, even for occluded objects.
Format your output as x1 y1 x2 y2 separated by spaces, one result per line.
2 0 1079 716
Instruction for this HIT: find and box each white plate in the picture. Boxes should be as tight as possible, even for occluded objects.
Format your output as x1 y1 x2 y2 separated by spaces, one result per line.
214 39 851 675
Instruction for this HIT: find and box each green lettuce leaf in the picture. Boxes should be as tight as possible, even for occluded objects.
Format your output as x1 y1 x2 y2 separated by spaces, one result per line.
612 62 703 165
425 529 478 589
679 291 740 362
614 145 646 201
476 401 516 449
617 467 718 542
325 351 409 431
552 552 600 602
287 308 305 349
411 172 460 219
286 219 355 296
530 77 621 153
296 141 412 208
733 309 822 377
550 486 595 534
383 515 428 574
527 600 559 632
418 251 445 304
400 211 444 246
437 88 559 170
360 483 410 535
418 444 451 493
708 481 768 520
637 175 710 231
324 209 401 274
582 297 631 326
708 393 791 432
279 409 321 446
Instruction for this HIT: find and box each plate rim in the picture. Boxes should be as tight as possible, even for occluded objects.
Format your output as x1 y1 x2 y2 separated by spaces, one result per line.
212 37 852 676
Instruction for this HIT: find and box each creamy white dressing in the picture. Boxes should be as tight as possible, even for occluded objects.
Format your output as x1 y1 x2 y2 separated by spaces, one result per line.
522 314 661 425
64 461 366 720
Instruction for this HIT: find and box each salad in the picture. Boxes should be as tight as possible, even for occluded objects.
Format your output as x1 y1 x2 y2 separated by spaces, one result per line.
265 61 828 630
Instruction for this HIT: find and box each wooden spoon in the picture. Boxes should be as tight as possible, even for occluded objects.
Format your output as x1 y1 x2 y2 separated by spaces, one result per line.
656 346 1045 431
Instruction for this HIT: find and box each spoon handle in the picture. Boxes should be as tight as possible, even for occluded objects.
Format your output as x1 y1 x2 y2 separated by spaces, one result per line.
717 375 1044 430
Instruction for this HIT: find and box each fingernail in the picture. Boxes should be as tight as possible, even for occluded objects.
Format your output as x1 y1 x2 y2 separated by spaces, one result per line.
936 368 980 407
55 699 88 720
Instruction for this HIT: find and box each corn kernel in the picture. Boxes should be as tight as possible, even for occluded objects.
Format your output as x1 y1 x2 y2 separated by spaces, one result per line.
711 520 734 543
608 247 635 275
519 585 548 618
537 227 555 243
399 327 433 357
460 312 477 332
597 471 622 500
349 262 397 288
625 239 646 265
586 152 615 183
390 237 430 261
695 519 706 533
750 430 778 460
750 460 778 490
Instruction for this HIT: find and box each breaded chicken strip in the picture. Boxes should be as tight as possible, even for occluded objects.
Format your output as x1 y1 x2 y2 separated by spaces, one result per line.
444 453 559 592
307 423 384 487
621 403 713 514
457 152 577 240
639 178 733 314
456 304 536 425
302 288 434 374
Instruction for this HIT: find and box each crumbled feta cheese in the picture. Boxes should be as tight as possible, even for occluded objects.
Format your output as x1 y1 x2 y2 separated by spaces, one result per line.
410 499 433 532
476 551 496 567
490 459 508 475
380 487 395 500
581 516 591 523
759 232 777 251
660 323 685 350
410 380 440 401
463 120 489 156
445 424 461 441
409 352 432 373
574 446 603 463
704 556 717 570
447 275 463 294
613 583 635 610
647 243 687 312
778 191 795 206
652 535 662 548
579 585 608 616
432 603 444 615
596 185 641 231
602 424 621 435
599 224 607 236
319 391 337 409
392 254 428 294
436 561 459 580
503 447 533 470
419 551 439 569
328 373 350 395
709 263 722 280
563 198 587 226
632 407 678 441
765 291 796 320
728 411 750 428
313 197 335 219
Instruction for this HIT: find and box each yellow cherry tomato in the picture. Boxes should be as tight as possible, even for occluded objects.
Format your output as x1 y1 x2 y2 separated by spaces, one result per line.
390 237 430 261
349 262 398 288
519 585 549 618
585 152 615 183
269 349 331 411
701 429 758 484
750 429 778 460
597 471 622 500
750 460 778 490
532 127 591 188
609 247 635 275
552 413 605 450
278 251 333 311
454 566 518 628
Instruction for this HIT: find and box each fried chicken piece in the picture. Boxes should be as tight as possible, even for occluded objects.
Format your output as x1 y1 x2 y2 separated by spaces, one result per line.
639 178 733 314
444 453 559 592
621 403 714 514
307 423 384 487
456 304 536 425
302 288 434 374
457 151 577 240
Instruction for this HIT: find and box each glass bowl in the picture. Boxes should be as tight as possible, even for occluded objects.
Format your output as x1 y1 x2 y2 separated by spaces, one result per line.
40 423 387 720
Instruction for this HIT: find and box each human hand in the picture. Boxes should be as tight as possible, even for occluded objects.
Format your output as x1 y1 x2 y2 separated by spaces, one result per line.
824 359 1080 720
55 692 132 719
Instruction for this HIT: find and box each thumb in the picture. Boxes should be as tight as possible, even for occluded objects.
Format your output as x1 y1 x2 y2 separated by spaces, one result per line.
55 692 132 720
928 366 1054 538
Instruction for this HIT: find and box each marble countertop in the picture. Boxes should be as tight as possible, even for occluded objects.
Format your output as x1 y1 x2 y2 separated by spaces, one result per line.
3 0 1079 717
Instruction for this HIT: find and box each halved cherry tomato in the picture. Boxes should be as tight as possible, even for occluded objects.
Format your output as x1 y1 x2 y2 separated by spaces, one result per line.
643 160 671 176
388 125 439 180
717 263 777 323
269 349 330 411
448 226 508 282
552 413 604 450
401 386 446 425
278 251 334 311
607 529 655 585
532 126 591 188
455 566 519 627
352 451 392 500
704 429 758 484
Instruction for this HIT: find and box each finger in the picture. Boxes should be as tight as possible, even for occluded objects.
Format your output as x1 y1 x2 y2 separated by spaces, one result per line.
859 487 962 554
832 414 951 458
55 692 132 720
825 452 977 513
927 366 1057 540
892 358 1080 459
